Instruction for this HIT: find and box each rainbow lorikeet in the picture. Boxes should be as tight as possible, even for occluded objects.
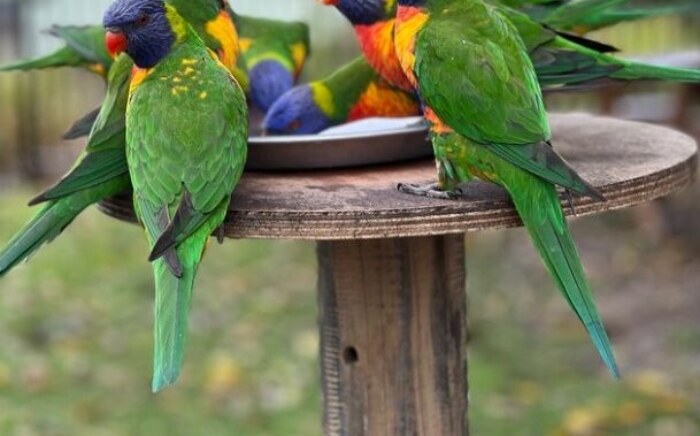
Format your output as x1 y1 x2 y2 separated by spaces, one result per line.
0 3 242 81
263 56 419 135
103 0 247 391
0 0 243 141
394 0 619 376
0 0 242 278
0 25 112 78
231 9 311 112
325 0 700 93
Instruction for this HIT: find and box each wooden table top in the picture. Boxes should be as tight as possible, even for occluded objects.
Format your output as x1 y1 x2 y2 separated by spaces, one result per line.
100 114 698 240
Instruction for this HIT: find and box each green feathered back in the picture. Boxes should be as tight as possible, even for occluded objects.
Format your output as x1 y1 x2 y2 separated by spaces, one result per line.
126 20 247 392
418 1 550 145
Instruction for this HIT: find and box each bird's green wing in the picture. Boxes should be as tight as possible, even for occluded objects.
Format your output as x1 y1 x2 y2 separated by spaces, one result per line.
417 3 549 145
540 0 626 29
30 54 133 204
545 0 700 33
127 47 247 256
126 39 247 392
416 3 598 197
63 107 101 140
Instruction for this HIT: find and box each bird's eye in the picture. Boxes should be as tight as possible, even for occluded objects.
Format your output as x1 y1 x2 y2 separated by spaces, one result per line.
136 13 149 26
218 0 227 8
287 120 302 131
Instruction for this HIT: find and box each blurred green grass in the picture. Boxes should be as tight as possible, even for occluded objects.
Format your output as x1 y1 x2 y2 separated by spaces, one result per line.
0 186 699 435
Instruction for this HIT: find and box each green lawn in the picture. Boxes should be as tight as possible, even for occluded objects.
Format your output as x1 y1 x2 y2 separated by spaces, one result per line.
0 187 698 435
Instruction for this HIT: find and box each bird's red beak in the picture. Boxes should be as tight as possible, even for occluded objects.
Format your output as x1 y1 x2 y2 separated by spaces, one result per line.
320 0 339 5
105 30 127 58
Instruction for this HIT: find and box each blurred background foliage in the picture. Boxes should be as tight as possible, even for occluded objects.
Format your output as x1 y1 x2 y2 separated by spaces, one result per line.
0 1 699 435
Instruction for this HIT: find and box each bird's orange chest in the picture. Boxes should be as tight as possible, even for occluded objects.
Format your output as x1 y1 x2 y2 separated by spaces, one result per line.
354 20 412 91
394 6 429 90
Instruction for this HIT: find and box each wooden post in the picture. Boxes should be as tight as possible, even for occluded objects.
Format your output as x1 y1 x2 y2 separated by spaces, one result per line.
317 235 468 436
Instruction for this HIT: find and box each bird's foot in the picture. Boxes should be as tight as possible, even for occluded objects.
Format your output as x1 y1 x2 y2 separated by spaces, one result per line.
216 225 226 244
397 182 462 200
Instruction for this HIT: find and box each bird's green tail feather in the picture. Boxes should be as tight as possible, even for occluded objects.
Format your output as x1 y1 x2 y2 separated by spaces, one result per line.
588 3 700 30
151 236 206 393
0 199 85 276
615 61 700 83
508 179 620 378
0 46 85 73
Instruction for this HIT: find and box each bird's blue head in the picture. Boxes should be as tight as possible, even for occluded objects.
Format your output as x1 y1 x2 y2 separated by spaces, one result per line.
263 85 333 135
249 60 295 113
321 0 390 25
103 0 176 69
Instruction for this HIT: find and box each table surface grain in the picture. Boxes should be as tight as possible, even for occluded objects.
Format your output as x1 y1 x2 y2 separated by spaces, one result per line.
100 114 698 240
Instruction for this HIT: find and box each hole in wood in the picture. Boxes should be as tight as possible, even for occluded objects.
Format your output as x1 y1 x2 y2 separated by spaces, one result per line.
343 347 359 364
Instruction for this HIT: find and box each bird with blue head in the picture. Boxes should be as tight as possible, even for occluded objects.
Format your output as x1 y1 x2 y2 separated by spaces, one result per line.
321 0 414 92
236 15 311 113
264 85 333 135
103 0 249 392
248 60 295 113
104 0 177 68
264 56 419 135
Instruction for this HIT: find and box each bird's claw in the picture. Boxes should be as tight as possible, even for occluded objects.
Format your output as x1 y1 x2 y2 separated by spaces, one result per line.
397 182 462 200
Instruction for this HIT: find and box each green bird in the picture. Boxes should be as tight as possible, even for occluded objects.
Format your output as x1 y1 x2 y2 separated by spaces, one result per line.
395 0 619 376
0 0 244 280
1 0 244 140
231 9 311 111
324 0 700 96
0 25 112 78
104 0 247 392
263 56 420 135
0 4 242 78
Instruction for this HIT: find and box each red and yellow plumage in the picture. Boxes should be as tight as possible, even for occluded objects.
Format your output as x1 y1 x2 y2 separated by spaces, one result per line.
394 5 429 91
348 80 420 121
354 19 414 92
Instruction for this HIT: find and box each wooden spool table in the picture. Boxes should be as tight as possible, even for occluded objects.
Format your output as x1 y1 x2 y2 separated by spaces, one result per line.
100 114 697 436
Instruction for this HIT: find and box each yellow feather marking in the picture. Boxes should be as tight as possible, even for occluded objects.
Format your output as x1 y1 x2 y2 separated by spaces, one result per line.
129 67 153 96
290 42 307 76
164 4 187 41
239 38 253 54
309 82 335 117
205 10 240 73
394 7 429 89
173 76 182 83
384 0 397 15
183 66 196 76
199 91 208 99
171 85 189 96
182 58 198 66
